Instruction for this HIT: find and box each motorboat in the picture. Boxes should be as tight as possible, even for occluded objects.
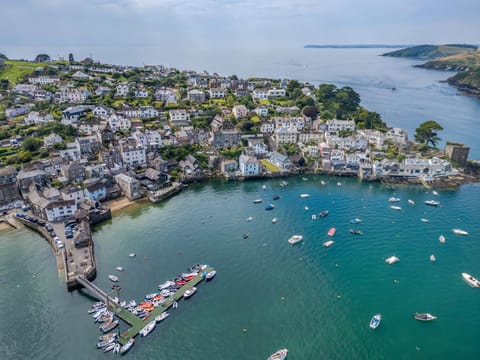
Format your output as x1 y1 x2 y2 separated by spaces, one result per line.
439 235 446 244
413 313 437 321
323 240 334 247
302 177 308 181
390 205 402 211
385 256 399 264
119 338 134 355
299 193 310 198
97 337 115 349
462 273 480 287
304 206 309 211
430 254 436 262
311 214 317 220
100 319 119 333
319 210 329 218
158 281 175 290
424 200 440 207
408 199 415 206
140 320 156 337
172 302 178 309
420 218 429 223
262 184 267 190
349 229 363 235
155 312 170 323
206 270 216 280
253 199 263 204
115 266 125 271
129 253 136 258
288 235 303 245
267 348 288 360
108 275 119 282
388 197 400 202
112 344 120 354
243 232 250 239
247 216 254 222
350 218 362 224
327 228 336 236
145 293 158 300
98 332 117 341
320 180 326 185
432 190 439 196
279 180 288 187
452 228 468 236
103 342 116 353
272 217 278 224
265 204 275 211
184 287 197 298
369 314 382 329
336 182 342 186
273 195 280 200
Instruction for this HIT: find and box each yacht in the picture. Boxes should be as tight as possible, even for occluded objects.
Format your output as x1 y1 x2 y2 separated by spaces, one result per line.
119 338 134 355
184 287 197 299
388 197 400 202
408 199 415 206
267 349 288 360
385 256 399 264
439 235 446 244
323 240 334 248
288 235 303 245
140 320 156 337
369 314 382 329
462 273 480 287
206 270 216 280
299 193 310 198
424 200 440 207
108 275 119 282
155 312 170 323
452 228 468 236
413 313 437 321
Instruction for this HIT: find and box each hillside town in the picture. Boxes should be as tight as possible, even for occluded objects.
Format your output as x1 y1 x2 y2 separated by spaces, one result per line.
0 55 472 217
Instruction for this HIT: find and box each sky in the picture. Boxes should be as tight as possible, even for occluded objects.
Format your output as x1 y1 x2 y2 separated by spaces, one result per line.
1 0 479 56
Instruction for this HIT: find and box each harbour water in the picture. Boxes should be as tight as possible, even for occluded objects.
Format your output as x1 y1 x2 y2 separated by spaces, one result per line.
1 177 480 359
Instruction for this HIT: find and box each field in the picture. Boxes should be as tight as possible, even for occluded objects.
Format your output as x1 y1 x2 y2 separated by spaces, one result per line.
0 60 48 85
260 159 280 172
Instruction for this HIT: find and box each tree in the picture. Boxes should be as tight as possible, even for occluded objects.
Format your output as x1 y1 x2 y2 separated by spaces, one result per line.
22 137 42 152
35 53 50 63
302 105 319 119
316 84 337 102
414 120 443 147
286 80 302 97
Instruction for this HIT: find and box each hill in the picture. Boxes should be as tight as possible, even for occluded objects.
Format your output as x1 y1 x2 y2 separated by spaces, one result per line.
0 60 49 86
382 44 477 59
415 49 480 71
446 67 480 96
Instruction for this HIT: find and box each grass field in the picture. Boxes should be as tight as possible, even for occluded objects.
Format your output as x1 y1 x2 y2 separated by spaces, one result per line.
0 60 48 85
260 159 281 172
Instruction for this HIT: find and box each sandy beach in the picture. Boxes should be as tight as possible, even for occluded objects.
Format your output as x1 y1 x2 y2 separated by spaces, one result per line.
104 196 145 213
0 220 15 232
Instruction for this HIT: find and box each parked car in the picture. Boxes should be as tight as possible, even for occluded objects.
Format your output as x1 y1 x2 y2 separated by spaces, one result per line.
56 240 65 249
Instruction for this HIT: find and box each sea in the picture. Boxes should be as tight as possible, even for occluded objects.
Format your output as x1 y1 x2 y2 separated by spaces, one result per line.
1 47 480 359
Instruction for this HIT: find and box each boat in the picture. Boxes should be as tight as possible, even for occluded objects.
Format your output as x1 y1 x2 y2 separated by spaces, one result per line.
462 273 480 287
350 218 362 224
311 214 317 220
158 281 175 290
155 312 170 323
413 313 437 321
388 197 400 202
98 333 117 341
262 184 267 190
452 228 468 236
439 235 446 243
273 195 280 200
184 287 197 298
302 177 308 181
267 348 288 360
390 205 402 211
323 240 334 247
145 293 158 300
369 314 382 329
432 190 439 196
115 266 125 271
272 217 278 224
319 210 329 218
336 182 342 186
206 270 216 280
299 193 310 198
288 235 303 245
103 342 116 353
97 337 115 348
119 338 134 355
246 216 254 222
408 199 415 206
108 275 119 282
304 206 309 211
349 229 363 235
112 344 120 354
253 199 263 204
327 227 336 236
265 204 275 211
139 320 156 337
243 232 250 239
420 218 429 222
100 319 119 333
424 200 440 207
279 180 288 187
385 256 399 264
172 302 178 309
320 180 326 185
129 253 136 258
430 254 436 262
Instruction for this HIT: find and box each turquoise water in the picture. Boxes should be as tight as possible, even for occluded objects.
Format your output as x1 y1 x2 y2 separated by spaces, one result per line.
1 177 480 359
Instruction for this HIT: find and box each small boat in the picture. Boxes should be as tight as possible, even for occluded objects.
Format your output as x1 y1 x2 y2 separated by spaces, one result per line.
247 216 254 222
288 235 303 245
103 342 116 353
319 210 329 218
462 273 480 287
129 253 136 258
272 218 278 224
140 320 156 337
432 190 439 196
262 184 267 190
119 338 134 355
267 348 288 360
390 205 402 211
253 199 263 204
279 180 288 187
108 275 119 282
100 319 119 333
320 180 326 185
265 204 275 211
97 337 115 348
98 333 117 341
430 254 436 262
273 195 280 200
184 287 197 298
115 266 125 271
304 206 309 211
145 293 158 300
349 229 362 235
311 214 317 220
408 199 415 206
302 177 308 181
452 228 468 236
439 235 446 244
425 200 440 207
206 270 216 280
327 227 336 236
112 343 120 354
158 281 175 290
172 302 178 309
385 256 399 264
420 218 429 223
299 193 310 198
336 182 342 186
369 314 382 329
388 197 400 202
414 313 437 321
111 284 121 290
243 232 250 239
155 312 170 323
350 218 362 224
323 240 334 247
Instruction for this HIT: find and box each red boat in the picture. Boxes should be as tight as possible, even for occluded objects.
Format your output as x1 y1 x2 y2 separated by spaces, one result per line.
183 275 196 281
328 227 336 236
176 280 187 286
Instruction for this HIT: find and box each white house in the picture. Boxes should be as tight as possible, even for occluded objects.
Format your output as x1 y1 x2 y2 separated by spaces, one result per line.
60 186 85 206
169 109 190 126
267 88 286 98
43 133 63 147
260 121 275 134
71 71 90 80
209 88 225 99
108 114 131 131
145 130 163 148
275 126 298 144
385 127 408 146
255 106 269 117
232 105 248 119
135 88 149 98
59 89 90 103
116 83 130 97
248 138 269 157
239 154 260 176
187 89 205 103
45 200 77 222
252 88 268 100
6 105 32 118
28 76 60 85
119 141 146 167
326 119 356 134
155 88 178 103
275 117 305 131
24 111 54 124
93 106 111 118
140 106 159 118
59 142 81 162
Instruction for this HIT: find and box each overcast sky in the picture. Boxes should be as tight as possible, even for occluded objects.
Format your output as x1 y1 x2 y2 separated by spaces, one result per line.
1 0 479 50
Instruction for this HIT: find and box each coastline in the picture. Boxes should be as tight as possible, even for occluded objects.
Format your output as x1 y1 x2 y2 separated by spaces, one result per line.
104 196 147 213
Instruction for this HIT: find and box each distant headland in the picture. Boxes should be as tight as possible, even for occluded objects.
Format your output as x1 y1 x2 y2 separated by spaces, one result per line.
304 44 412 49
381 44 478 59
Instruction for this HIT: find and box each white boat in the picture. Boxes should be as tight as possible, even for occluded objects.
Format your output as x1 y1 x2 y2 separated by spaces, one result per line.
246 216 254 222
119 338 134 355
320 180 326 185
323 240 334 248
112 343 120 354
430 254 436 262
172 302 178 309
253 199 263 204
115 266 125 271
424 200 440 207
311 214 317 220
390 205 402 211
432 190 439 196
206 270 216 280
299 193 310 198
462 273 480 287
267 348 288 360
385 256 399 264
302 177 308 181
304 206 309 211
452 228 468 236
288 235 303 245
279 180 288 187
97 337 115 348
420 218 429 222
183 287 197 299
155 312 170 323
145 293 158 300
337 182 342 186
108 275 119 282
413 312 437 321
262 184 267 190
369 314 382 329
158 280 176 290
272 217 278 224
388 197 400 202
140 320 156 337
408 199 415 206
439 235 446 244
129 253 136 258
103 342 116 353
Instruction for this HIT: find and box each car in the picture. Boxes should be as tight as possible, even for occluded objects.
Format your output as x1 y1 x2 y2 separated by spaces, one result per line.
65 233 74 239
53 236 60 242
56 241 65 249
16 212 24 218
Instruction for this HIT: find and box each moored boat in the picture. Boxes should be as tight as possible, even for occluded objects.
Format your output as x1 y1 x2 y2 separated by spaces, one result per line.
462 273 480 287
119 338 134 355
129 253 136 258
323 240 334 248
98 332 117 341
430 254 436 262
349 229 362 235
320 180 326 185
439 235 446 243
413 312 437 321
108 275 119 282
155 312 170 323
100 319 119 333
388 197 400 202
158 280 175 290
246 216 254 222
390 205 402 211
243 232 250 239
96 337 115 349
139 320 156 337
115 266 125 271
184 287 197 298
432 190 439 196
385 256 399 264
327 227 336 236
273 194 280 200
424 200 440 207
420 218 429 222
350 218 362 224
452 228 468 236
408 199 415 206
267 348 288 360
103 342 116 353
265 204 275 210
206 270 216 280
262 184 267 190
112 343 120 354
253 199 263 204
369 314 382 329
319 210 329 218
272 217 278 224
299 193 310 198
288 235 303 245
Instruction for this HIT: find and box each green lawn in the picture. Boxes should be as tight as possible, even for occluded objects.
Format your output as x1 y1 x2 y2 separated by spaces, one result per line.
0 60 48 85
260 159 280 172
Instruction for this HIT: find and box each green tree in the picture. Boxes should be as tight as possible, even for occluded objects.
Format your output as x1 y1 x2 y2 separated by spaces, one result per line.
414 120 443 147
22 137 42 152
315 84 337 102
286 80 302 97
302 105 319 119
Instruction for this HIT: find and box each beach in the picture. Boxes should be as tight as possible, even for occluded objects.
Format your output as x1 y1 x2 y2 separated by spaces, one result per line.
104 196 145 213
